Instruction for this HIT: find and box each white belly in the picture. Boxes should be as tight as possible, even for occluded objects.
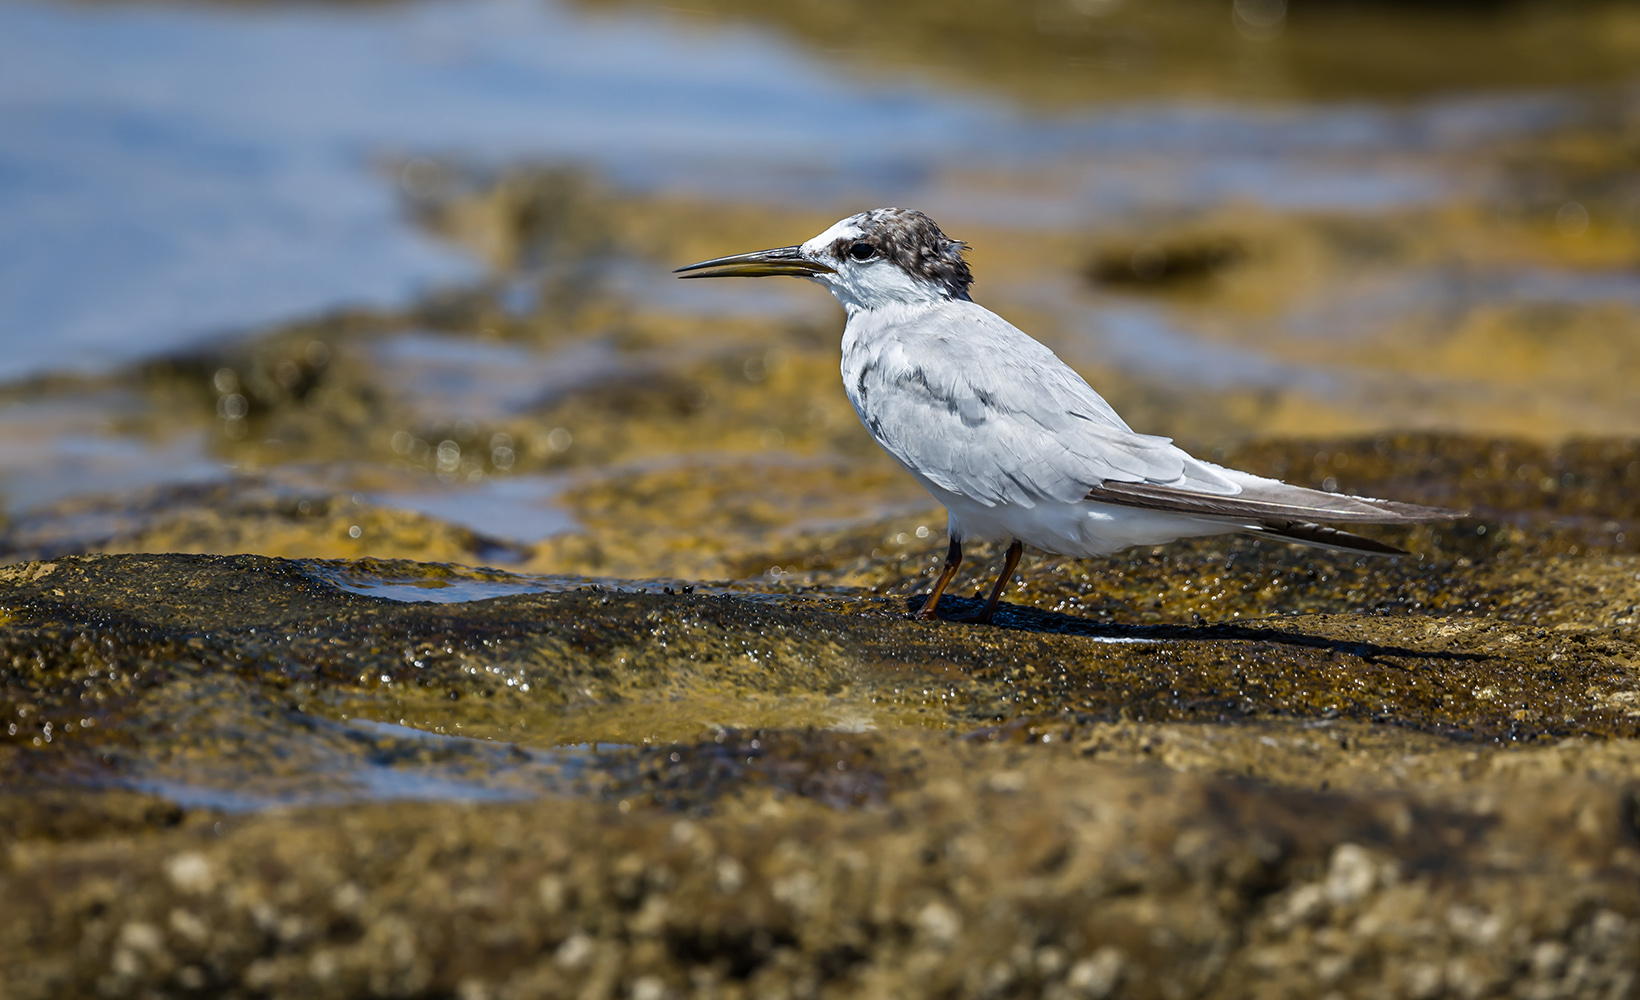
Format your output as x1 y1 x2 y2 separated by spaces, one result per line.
916 474 1239 557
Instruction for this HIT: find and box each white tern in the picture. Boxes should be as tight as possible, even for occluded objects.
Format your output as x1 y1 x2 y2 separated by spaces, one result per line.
677 208 1460 623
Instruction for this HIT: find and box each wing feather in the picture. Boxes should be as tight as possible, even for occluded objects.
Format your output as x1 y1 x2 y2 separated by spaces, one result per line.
848 301 1235 507
845 300 1464 526
1086 479 1462 524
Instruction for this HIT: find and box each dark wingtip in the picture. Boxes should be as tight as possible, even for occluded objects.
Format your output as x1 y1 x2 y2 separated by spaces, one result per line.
1370 499 1470 523
1248 522 1411 556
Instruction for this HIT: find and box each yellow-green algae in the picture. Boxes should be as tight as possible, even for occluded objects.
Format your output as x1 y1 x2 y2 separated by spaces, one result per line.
4 424 1640 998
5 73 1640 1000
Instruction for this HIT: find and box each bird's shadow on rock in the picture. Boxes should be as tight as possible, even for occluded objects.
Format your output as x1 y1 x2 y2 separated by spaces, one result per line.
913 595 1492 667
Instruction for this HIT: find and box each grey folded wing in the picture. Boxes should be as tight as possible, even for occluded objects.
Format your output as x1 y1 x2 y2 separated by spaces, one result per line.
856 310 1241 507
1085 478 1464 524
856 302 1466 526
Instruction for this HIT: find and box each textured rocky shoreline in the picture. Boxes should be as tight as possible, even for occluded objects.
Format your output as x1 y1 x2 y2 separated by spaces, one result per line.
4 433 1638 998
7 0 1640 994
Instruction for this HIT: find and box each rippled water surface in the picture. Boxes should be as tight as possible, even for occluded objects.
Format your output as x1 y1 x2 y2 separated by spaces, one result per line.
1 0 1638 572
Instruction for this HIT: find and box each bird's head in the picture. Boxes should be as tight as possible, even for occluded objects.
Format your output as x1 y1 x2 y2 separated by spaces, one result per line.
675 208 973 311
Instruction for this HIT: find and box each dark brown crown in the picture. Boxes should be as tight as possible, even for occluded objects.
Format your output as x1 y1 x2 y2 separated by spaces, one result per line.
829 208 973 299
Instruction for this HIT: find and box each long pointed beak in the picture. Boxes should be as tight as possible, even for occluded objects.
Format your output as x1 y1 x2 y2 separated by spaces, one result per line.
674 245 836 279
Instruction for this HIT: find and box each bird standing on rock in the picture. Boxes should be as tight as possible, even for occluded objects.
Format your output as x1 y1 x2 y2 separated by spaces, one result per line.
676 208 1461 624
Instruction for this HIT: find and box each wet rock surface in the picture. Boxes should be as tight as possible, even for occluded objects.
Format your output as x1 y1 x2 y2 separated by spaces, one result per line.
2 163 1638 999
8 0 1640 995
4 433 1640 998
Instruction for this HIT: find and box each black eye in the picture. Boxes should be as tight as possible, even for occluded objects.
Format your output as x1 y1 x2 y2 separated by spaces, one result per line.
848 242 875 261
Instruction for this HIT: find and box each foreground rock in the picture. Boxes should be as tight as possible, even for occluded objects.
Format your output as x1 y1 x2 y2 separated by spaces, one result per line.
3 473 1639 999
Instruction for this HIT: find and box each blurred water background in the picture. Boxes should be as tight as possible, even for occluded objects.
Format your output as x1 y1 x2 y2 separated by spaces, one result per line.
2 0 1638 576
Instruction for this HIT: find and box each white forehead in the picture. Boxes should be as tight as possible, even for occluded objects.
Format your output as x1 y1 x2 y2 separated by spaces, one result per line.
799 215 867 255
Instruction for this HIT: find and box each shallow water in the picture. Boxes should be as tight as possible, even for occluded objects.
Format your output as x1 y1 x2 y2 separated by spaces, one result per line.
4 0 1633 379
119 718 603 812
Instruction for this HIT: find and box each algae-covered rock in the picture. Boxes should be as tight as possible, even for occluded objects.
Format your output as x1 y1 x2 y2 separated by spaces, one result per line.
3 162 1639 992
4 102 1640 999
7 3 1640 993
7 750 1640 1000
4 427 1640 999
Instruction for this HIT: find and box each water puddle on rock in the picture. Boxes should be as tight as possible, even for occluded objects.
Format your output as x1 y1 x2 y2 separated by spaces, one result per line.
308 561 578 603
304 557 774 605
369 475 579 551
371 334 630 423
113 717 609 812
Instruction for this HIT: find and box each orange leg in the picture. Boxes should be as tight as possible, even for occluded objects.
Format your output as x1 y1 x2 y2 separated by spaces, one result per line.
915 538 962 620
968 539 1023 624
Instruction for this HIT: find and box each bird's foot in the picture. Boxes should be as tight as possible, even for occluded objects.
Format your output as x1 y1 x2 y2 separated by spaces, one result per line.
912 599 996 624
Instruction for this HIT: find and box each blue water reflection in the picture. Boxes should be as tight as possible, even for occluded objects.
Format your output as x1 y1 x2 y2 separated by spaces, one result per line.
0 0 1602 381
0 0 1003 378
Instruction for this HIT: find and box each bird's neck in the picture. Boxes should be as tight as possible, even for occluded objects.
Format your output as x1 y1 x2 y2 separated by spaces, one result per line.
838 297 962 361
835 291 950 325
